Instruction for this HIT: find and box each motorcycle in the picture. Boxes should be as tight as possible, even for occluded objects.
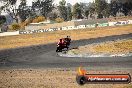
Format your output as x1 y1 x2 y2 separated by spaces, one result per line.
56 38 71 52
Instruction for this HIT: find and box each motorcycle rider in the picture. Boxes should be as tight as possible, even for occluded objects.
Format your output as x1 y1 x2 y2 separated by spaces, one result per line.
64 36 71 46
56 38 65 52
56 36 71 52
57 38 65 47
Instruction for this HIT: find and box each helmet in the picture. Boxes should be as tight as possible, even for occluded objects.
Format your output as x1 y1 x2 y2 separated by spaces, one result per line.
67 36 70 38
60 39 63 42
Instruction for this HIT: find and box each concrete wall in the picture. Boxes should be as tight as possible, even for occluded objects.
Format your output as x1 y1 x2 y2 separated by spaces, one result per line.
128 20 132 24
108 22 117 26
0 31 19 36
98 23 109 27
77 25 86 29
86 24 96 28
108 20 132 26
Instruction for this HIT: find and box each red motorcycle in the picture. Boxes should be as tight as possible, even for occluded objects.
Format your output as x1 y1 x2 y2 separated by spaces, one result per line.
56 38 71 52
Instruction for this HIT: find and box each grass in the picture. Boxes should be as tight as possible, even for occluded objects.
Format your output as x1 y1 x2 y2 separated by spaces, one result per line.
92 39 132 54
121 85 132 88
0 24 132 50
70 39 132 55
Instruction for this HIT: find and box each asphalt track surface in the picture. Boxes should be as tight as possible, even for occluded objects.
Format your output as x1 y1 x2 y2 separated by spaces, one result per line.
0 33 132 70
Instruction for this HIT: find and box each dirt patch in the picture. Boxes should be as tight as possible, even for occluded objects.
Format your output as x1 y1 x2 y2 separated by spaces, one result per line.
66 39 132 57
0 69 132 88
92 39 132 54
0 25 132 50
